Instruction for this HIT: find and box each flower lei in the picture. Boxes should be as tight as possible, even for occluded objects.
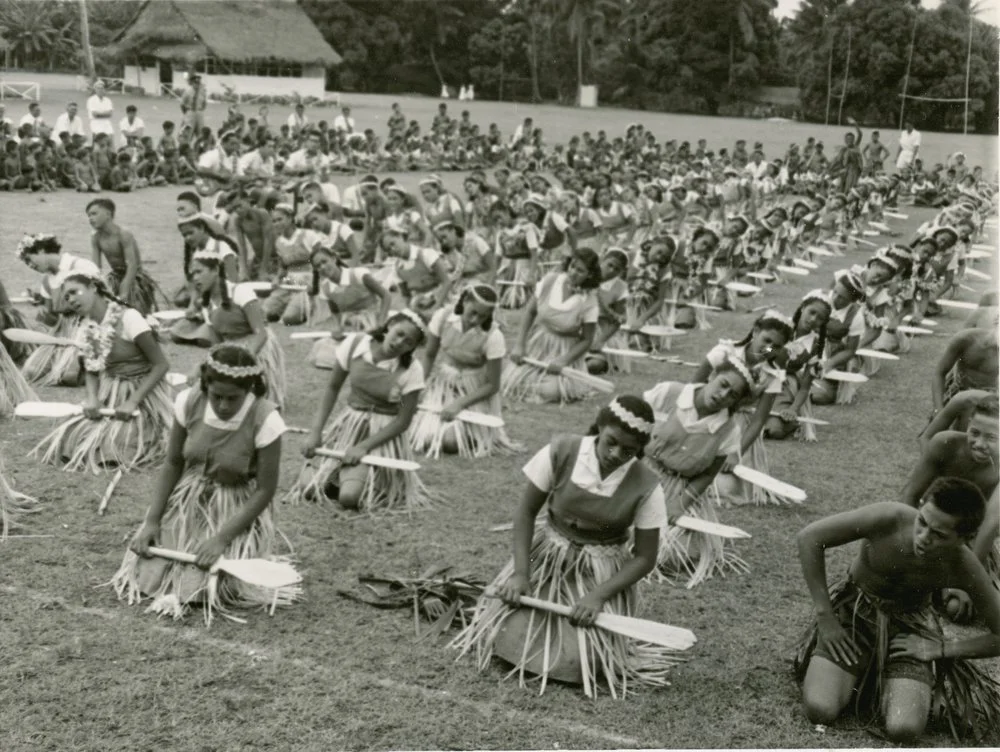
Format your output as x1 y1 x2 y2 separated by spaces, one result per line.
80 301 124 373
15 232 56 261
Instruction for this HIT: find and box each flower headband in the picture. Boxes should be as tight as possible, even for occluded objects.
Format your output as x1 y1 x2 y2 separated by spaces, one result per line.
760 309 794 329
724 355 755 388
802 289 832 307
206 345 263 379
16 232 58 260
608 398 653 436
396 308 427 334
192 247 223 263
419 174 443 188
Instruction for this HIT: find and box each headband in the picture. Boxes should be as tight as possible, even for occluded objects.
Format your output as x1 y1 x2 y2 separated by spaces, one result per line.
419 174 443 188
433 220 458 233
273 202 295 216
468 284 498 308
396 308 427 334
608 398 653 436
724 355 755 388
206 345 263 379
385 185 408 197
192 247 223 263
604 247 629 265
760 309 794 329
801 288 831 306
16 232 57 259
870 252 900 271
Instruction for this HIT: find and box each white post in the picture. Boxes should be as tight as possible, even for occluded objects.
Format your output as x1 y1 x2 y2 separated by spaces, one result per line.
964 9 974 134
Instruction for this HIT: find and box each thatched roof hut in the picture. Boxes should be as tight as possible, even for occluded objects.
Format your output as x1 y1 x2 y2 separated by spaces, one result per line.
110 0 341 66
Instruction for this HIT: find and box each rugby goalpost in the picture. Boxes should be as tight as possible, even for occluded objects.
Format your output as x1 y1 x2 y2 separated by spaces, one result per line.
897 7 974 134
0 81 40 101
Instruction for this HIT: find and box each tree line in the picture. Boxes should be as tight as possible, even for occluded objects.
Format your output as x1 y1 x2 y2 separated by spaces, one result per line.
1 0 996 133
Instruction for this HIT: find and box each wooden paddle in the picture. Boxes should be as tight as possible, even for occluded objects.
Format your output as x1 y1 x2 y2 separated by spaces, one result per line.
902 316 937 326
496 280 528 287
417 405 505 428
165 372 189 387
965 268 991 281
621 324 687 337
152 310 187 322
966 250 992 260
601 347 650 359
9 296 34 305
776 265 809 276
3 328 78 347
745 272 776 282
97 470 124 515
856 348 900 361
935 299 978 311
245 282 309 293
507 594 698 651
769 413 830 426
883 211 909 220
868 221 891 233
147 546 303 589
522 357 614 393
823 369 869 383
793 258 818 270
724 282 761 294
805 246 835 257
15 401 138 419
662 300 723 311
488 516 749 539
313 447 420 471
732 464 807 503
897 324 934 335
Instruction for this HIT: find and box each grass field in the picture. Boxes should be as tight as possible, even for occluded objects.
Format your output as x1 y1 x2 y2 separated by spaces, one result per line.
1 91 999 750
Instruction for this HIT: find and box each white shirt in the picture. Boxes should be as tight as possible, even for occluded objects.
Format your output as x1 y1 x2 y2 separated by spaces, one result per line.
238 149 276 177
86 95 115 135
18 112 44 131
341 184 365 213
332 114 356 133
319 220 354 246
118 116 145 146
899 128 921 155
643 381 742 458
522 436 667 530
428 310 505 360
286 112 309 132
285 148 329 174
744 161 768 181
53 112 85 138
333 333 425 394
77 307 150 346
42 253 100 299
173 388 286 448
706 342 784 394
197 147 242 176
535 273 599 324
831 303 865 339
319 266 370 299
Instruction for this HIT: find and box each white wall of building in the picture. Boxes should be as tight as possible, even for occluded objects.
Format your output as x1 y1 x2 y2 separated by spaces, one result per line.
123 63 326 99
123 64 162 93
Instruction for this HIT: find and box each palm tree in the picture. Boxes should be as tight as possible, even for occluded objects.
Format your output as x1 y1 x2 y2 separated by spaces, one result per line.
404 0 466 90
560 0 613 101
0 0 62 69
79 0 96 82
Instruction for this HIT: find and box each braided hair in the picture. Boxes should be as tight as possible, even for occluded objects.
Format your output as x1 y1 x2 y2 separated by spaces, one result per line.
63 272 128 307
309 245 347 297
190 256 233 310
791 294 832 369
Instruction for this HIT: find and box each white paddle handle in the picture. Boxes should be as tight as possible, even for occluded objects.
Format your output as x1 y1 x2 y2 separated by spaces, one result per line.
148 546 199 565
313 447 420 471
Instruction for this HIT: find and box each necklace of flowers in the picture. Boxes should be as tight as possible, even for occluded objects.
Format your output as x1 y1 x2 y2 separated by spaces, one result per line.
81 301 124 372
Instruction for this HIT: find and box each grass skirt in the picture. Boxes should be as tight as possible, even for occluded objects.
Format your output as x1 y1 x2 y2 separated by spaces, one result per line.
652 471 749 588
107 268 160 316
31 375 172 473
502 327 595 404
497 259 533 309
287 407 434 513
451 524 681 698
771 374 818 442
21 315 82 386
1 461 40 540
0 305 33 364
110 474 299 626
409 363 522 459
625 297 674 352
0 342 38 418
793 577 1000 742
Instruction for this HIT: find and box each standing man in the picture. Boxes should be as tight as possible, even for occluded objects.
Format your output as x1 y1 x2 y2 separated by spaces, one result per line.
287 103 308 137
863 130 890 174
86 81 115 141
332 105 356 136
896 120 921 172
196 130 244 217
53 102 85 141
179 73 207 136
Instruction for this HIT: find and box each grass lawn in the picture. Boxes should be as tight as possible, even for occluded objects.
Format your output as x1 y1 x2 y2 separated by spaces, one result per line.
1 94 998 750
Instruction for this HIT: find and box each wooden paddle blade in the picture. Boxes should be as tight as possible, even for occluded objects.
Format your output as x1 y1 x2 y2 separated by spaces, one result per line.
732 464 807 503
769 412 830 426
793 259 818 269
725 282 761 294
675 515 751 540
516 595 697 651
745 272 776 281
313 447 420 472
901 316 937 326
896 325 934 335
562 365 614 393
965 268 991 281
823 369 869 383
805 246 835 257
856 348 900 361
9 296 34 305
14 401 82 419
601 347 650 359
290 331 333 340
417 405 504 428
218 558 303 589
3 328 77 346
883 211 908 220
165 372 189 387
934 300 978 311
152 310 187 322
638 325 686 337
776 265 809 276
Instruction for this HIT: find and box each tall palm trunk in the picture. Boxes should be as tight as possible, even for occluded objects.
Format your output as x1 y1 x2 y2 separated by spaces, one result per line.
576 25 584 103
79 0 96 81
728 32 735 89
529 20 542 102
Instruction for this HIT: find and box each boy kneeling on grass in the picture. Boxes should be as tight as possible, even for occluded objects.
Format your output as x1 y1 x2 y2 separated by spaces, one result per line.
794 477 1000 743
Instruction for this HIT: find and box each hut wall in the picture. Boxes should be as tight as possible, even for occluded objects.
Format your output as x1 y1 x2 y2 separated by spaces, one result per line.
123 64 165 93
199 65 326 98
